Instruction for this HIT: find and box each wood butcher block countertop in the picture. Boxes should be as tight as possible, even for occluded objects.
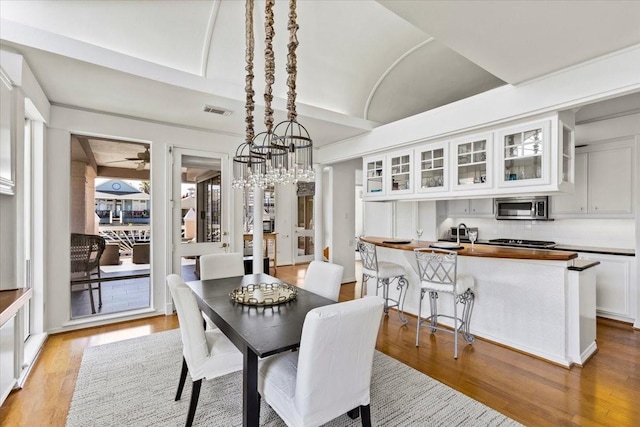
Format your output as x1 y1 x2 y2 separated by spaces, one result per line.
362 236 578 262
0 288 33 326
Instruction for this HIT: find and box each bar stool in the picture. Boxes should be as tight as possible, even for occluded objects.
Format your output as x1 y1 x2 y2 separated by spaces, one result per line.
414 248 475 359
357 239 408 324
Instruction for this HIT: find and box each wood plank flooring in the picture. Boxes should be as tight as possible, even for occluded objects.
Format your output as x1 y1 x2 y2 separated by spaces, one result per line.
1 263 638 426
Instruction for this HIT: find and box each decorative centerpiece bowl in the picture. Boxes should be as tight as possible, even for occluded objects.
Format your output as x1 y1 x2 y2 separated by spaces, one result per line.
229 282 297 306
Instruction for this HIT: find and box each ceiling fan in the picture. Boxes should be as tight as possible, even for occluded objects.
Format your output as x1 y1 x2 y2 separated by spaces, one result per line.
106 147 150 170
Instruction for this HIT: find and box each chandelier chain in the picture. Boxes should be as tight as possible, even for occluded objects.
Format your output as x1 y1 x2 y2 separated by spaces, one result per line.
264 0 276 132
286 0 298 121
244 0 255 143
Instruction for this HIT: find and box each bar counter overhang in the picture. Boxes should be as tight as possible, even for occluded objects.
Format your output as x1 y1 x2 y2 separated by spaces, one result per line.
361 236 598 368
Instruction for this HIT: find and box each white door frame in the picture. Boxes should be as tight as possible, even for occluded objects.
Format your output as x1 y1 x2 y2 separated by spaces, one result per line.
170 147 231 275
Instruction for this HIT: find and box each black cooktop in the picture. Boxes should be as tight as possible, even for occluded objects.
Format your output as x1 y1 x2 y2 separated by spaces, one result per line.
488 238 557 249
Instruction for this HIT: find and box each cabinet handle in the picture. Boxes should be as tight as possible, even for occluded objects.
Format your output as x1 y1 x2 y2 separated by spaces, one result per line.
594 206 598 210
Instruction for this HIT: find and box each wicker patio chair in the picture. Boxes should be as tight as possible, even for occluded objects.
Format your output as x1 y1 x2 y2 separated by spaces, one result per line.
70 233 106 314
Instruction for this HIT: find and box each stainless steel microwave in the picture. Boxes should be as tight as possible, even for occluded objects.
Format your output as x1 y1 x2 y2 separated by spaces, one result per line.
495 196 549 220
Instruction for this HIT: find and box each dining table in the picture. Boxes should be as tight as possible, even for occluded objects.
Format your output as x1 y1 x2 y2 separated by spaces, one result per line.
186 273 335 427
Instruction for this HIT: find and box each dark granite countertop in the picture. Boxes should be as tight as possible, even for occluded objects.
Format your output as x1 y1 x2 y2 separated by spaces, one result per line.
568 260 601 271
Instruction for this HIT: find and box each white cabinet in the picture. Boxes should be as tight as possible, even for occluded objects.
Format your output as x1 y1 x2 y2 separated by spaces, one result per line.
552 152 587 213
497 120 551 188
387 150 413 196
552 140 634 216
588 145 633 214
0 315 16 405
578 253 636 323
447 198 494 217
363 156 385 197
415 142 448 194
0 72 15 195
451 133 493 191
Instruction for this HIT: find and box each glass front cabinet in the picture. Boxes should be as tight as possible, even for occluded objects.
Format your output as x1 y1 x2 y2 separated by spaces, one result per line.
451 133 493 191
415 142 448 194
387 150 413 196
497 120 551 188
363 156 385 197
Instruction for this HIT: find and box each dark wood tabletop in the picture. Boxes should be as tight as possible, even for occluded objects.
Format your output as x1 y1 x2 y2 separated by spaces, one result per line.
186 273 334 357
186 273 334 427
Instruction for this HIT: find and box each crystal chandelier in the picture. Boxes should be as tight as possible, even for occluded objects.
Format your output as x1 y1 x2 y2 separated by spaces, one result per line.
232 0 314 188
232 0 263 189
272 0 314 183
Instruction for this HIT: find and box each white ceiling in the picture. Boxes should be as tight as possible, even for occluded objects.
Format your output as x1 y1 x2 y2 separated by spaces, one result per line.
1 0 640 148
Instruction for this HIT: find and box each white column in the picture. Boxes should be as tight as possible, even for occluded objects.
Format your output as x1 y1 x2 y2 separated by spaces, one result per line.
313 164 323 261
252 185 264 274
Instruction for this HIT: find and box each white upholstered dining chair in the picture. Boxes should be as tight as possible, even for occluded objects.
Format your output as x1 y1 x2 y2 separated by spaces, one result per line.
199 252 245 280
258 296 384 427
166 274 243 427
414 248 476 359
303 260 344 302
198 252 245 330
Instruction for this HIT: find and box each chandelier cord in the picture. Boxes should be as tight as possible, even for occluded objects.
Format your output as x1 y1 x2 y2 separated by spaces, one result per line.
244 0 255 144
264 0 276 133
286 0 298 121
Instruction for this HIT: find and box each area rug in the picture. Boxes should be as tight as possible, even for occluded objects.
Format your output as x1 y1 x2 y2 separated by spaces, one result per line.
66 330 521 427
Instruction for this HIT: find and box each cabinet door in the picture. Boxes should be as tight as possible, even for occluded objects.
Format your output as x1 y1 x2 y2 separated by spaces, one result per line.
416 143 448 193
580 253 633 321
552 152 587 214
451 133 492 191
363 157 384 197
447 199 469 216
497 120 551 187
387 150 413 196
588 146 633 214
469 198 494 215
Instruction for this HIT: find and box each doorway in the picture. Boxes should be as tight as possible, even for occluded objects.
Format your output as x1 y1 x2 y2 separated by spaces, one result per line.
69 136 152 318
294 182 315 264
171 147 230 280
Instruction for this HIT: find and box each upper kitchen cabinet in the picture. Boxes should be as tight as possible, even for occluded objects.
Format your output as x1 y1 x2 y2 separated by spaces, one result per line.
363 156 385 198
451 133 493 192
497 120 551 188
387 149 413 196
552 139 635 217
0 71 15 195
415 141 448 194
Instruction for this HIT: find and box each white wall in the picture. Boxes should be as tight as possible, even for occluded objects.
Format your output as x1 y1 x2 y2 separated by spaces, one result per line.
45 106 242 332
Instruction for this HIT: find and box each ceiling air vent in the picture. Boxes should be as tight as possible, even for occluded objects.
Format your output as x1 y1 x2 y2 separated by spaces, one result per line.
203 105 232 116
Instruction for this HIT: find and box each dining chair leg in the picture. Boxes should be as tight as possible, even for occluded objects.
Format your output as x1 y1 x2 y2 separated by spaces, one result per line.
360 404 372 427
347 407 360 419
185 379 202 427
175 357 188 401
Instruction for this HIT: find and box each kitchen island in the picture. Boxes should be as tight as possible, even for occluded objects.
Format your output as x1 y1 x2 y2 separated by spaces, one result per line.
361 236 598 367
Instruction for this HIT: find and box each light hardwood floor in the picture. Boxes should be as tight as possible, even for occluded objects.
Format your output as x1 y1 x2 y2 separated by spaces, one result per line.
1 263 638 426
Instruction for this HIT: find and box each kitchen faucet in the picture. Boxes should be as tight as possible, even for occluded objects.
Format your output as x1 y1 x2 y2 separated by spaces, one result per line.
456 223 467 246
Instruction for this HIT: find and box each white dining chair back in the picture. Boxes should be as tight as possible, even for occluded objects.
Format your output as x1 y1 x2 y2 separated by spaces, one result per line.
199 252 245 280
166 274 243 427
304 260 344 302
258 296 384 427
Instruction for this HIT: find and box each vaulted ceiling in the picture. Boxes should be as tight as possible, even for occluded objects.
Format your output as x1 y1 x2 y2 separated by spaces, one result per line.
2 1 640 148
